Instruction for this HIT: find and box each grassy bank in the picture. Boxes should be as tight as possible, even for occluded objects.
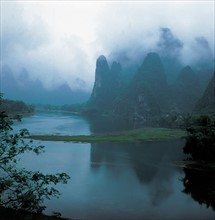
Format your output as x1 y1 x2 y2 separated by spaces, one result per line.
29 128 186 143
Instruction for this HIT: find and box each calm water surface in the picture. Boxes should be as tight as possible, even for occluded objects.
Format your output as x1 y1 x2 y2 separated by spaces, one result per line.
13 112 215 219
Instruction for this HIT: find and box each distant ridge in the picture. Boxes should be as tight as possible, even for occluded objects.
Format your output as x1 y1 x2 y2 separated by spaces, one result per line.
1 65 89 105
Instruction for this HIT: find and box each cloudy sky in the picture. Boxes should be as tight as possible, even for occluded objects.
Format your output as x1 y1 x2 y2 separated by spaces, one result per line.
1 0 214 91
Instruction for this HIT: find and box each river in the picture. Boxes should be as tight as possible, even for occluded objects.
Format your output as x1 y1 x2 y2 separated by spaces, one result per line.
12 112 215 219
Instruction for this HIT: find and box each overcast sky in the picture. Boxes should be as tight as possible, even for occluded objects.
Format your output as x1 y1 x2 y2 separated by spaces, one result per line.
1 0 214 91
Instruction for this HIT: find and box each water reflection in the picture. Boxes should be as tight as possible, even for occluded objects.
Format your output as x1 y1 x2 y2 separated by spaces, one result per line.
84 115 135 134
88 115 215 216
11 113 215 219
182 168 215 211
90 140 185 207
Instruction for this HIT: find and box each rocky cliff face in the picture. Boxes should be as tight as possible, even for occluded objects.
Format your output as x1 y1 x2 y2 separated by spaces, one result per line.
90 55 110 102
85 52 212 122
113 53 170 122
86 55 122 112
136 52 169 109
194 72 215 114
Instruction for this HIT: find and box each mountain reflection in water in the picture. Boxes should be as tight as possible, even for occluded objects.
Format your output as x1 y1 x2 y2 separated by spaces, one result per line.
12 113 215 219
90 141 183 207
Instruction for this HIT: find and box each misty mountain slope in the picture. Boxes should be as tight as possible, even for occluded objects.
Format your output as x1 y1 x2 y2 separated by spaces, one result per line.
194 72 215 114
113 53 172 121
85 55 123 112
133 52 170 109
173 66 202 113
84 51 212 123
1 65 90 105
107 28 185 85
156 28 184 83
157 28 183 57
197 68 214 93
1 65 21 97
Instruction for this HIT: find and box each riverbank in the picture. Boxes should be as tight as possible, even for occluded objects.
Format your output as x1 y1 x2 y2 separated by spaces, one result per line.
175 160 215 172
29 127 186 143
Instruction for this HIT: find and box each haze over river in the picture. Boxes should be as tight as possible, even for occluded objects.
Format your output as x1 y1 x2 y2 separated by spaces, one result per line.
13 112 215 219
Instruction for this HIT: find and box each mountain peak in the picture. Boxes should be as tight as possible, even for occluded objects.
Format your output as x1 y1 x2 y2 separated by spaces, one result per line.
177 66 197 83
182 65 193 72
138 52 167 86
141 52 164 72
98 55 106 61
96 55 109 68
145 52 160 60
111 61 122 72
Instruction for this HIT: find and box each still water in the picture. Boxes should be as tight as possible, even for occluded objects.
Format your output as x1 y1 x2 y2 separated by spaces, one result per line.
13 112 215 219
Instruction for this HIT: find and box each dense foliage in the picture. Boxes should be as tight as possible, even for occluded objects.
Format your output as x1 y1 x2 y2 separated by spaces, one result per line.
0 111 70 214
0 96 34 116
182 168 215 211
183 115 215 161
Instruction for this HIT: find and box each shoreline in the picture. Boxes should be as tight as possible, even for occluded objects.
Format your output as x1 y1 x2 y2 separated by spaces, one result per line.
29 127 186 143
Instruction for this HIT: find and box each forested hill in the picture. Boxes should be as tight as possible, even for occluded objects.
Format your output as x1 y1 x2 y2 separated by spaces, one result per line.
0 97 34 117
83 52 214 122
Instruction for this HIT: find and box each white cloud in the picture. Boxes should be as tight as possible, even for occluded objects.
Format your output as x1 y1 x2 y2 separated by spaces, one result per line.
97 1 214 64
1 0 214 91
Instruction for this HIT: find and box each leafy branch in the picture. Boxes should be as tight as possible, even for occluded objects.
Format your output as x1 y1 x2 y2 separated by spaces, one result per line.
0 111 70 214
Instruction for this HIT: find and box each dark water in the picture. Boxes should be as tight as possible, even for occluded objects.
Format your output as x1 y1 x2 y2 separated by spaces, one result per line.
13 112 215 219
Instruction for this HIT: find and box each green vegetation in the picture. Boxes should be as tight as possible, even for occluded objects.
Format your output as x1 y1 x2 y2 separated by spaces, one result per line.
182 167 215 211
29 127 186 143
0 111 70 214
0 94 34 117
183 115 215 161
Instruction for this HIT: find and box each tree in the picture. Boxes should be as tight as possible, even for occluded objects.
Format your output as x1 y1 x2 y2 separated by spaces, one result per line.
183 115 215 161
0 111 70 214
182 167 215 211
